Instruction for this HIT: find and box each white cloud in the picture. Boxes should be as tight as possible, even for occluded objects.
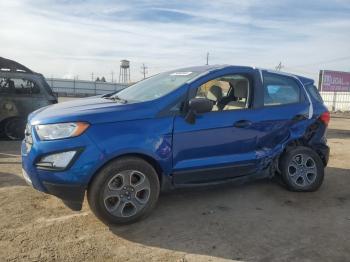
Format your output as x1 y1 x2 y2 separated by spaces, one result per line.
0 0 349 82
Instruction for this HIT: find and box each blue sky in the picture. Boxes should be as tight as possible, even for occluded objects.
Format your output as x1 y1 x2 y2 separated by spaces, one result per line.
1 0 350 81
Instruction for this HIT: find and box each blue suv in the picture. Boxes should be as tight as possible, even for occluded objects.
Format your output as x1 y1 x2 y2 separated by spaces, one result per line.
21 65 330 224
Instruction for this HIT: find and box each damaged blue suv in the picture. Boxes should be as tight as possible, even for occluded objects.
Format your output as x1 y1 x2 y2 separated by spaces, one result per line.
22 65 330 224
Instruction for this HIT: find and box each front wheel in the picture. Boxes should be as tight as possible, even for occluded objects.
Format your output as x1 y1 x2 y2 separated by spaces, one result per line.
87 157 160 225
280 146 324 192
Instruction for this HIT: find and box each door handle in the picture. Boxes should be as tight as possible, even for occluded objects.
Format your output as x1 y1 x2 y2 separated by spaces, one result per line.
292 114 308 122
233 120 252 128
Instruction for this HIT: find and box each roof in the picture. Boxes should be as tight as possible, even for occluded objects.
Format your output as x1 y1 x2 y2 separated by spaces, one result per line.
173 64 254 73
0 57 33 73
262 68 314 85
173 65 314 85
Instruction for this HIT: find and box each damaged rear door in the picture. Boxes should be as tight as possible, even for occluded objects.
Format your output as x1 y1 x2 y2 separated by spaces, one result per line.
253 70 312 166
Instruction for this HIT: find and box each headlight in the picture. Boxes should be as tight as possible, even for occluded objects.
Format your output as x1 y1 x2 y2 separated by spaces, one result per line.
36 151 77 170
35 122 89 140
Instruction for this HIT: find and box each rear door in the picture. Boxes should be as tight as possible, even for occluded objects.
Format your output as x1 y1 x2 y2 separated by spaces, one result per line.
0 76 34 119
172 67 267 185
252 71 311 161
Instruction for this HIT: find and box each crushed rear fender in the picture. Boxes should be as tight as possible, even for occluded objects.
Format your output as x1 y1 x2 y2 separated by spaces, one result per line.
255 118 329 174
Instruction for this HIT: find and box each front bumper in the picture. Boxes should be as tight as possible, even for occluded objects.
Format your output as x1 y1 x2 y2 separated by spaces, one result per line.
43 182 85 210
21 126 103 210
22 167 86 210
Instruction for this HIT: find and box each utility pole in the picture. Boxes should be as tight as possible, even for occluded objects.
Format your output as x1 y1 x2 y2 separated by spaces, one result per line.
140 63 148 79
206 52 209 65
111 71 114 83
91 72 94 82
275 62 284 71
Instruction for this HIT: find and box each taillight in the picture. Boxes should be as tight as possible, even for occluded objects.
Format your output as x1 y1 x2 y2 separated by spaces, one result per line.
319 111 330 126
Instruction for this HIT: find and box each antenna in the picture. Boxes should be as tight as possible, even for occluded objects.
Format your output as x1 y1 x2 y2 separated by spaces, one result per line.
206 52 209 65
275 62 284 71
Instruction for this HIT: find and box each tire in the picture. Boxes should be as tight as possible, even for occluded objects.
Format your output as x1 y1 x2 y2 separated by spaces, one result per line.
87 157 160 225
3 117 25 140
280 146 324 192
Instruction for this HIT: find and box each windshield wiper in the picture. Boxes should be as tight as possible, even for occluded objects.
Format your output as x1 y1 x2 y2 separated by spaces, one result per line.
104 95 128 104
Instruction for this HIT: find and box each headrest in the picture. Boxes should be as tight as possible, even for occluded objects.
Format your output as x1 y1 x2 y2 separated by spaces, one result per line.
207 85 223 101
235 80 248 98
8 80 15 88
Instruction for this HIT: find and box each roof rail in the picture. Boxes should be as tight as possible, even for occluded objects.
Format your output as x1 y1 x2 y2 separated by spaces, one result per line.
0 57 33 73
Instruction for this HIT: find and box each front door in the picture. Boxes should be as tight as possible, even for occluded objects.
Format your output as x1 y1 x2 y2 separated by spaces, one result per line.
172 68 265 185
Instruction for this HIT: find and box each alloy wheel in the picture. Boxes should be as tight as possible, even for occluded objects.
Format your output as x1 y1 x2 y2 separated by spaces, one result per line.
287 153 317 187
103 170 151 218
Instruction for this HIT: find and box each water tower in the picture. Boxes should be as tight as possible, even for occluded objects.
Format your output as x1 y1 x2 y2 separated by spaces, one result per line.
119 59 130 83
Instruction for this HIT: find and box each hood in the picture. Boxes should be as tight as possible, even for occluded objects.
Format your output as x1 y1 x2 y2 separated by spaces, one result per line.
29 96 158 125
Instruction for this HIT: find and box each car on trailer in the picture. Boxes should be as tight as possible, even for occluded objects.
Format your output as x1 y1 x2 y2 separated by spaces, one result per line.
21 65 330 224
0 57 57 140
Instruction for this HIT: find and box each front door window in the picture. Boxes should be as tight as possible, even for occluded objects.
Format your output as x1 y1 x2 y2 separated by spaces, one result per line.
195 74 250 111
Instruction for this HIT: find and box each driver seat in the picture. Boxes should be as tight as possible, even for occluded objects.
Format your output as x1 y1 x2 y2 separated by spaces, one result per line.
207 85 223 111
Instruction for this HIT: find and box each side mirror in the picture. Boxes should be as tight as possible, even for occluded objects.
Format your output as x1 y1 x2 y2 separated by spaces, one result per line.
185 97 213 124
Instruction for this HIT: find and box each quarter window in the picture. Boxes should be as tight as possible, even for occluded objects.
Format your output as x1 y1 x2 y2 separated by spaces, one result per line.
263 73 300 106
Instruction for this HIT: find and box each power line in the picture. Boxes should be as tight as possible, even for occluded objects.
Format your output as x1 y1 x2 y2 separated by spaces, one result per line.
291 56 350 68
140 63 148 79
283 66 316 75
111 71 114 83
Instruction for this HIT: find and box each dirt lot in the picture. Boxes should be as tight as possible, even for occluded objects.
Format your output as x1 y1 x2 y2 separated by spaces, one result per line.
0 118 349 262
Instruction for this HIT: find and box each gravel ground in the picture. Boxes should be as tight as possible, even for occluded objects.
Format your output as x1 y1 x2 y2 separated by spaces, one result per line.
0 118 349 262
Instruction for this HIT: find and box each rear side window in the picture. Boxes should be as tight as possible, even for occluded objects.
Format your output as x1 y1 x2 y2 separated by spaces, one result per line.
0 77 40 94
263 73 301 106
306 84 324 103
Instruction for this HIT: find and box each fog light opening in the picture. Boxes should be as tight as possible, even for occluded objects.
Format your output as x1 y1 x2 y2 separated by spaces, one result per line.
36 151 77 170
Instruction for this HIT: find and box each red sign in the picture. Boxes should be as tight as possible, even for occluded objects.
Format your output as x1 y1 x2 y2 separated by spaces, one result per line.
320 70 350 92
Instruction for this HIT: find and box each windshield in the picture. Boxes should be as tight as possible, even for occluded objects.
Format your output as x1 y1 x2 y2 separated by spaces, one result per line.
113 71 200 102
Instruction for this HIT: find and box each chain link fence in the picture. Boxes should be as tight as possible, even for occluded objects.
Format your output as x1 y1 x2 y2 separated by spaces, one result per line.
320 92 350 112
46 78 128 97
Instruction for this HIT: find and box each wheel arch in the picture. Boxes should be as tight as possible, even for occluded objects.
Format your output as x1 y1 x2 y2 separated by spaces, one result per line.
0 115 21 124
278 137 327 171
87 152 164 189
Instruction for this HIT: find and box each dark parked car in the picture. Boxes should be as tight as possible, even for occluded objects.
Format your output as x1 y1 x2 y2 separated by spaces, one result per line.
0 57 57 140
21 65 330 225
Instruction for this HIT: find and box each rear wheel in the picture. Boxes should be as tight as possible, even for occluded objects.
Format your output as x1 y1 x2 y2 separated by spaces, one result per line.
280 146 324 192
3 117 25 140
87 157 160 225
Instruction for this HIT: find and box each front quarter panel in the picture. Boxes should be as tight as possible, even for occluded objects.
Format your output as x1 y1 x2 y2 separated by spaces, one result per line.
21 127 104 191
87 117 174 178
